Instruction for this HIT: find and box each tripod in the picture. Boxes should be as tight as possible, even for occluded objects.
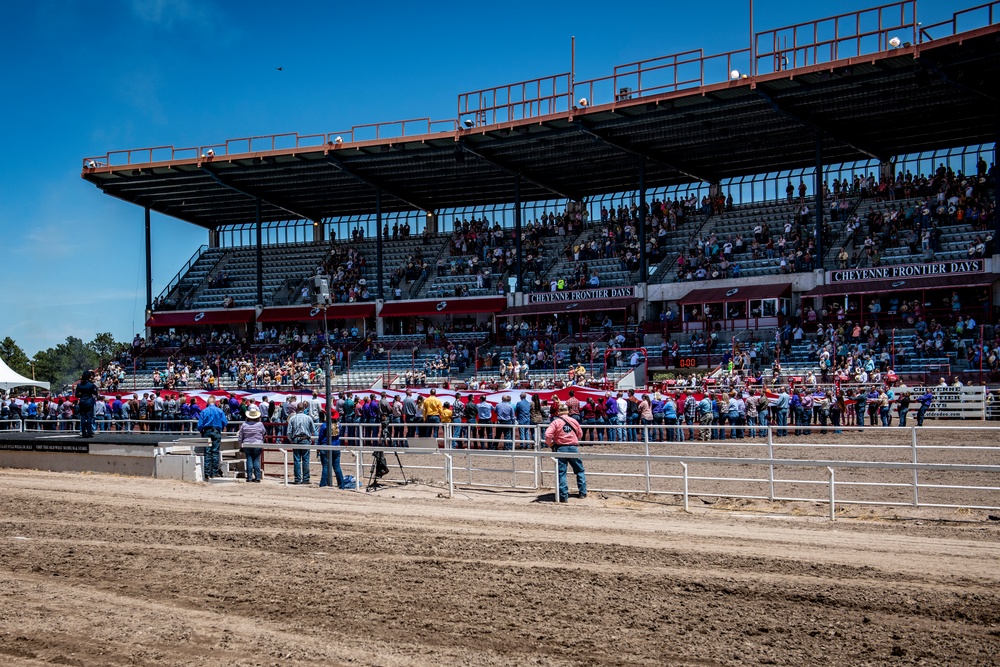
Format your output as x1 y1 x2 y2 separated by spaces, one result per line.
366 420 408 492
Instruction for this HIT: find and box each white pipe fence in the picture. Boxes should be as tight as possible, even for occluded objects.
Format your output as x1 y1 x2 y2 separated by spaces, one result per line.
159 422 1000 515
7 415 999 514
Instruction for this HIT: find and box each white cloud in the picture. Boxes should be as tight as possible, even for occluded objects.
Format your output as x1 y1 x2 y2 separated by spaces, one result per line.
130 0 215 29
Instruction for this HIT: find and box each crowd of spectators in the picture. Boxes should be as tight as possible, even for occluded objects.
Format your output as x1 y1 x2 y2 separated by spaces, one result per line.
838 163 995 268
309 244 370 303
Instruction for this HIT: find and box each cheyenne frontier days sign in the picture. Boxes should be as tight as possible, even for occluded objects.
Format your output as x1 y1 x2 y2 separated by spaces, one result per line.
527 286 637 303
829 260 984 283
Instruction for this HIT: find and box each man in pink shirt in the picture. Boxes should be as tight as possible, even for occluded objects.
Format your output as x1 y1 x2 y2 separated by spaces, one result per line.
545 405 587 502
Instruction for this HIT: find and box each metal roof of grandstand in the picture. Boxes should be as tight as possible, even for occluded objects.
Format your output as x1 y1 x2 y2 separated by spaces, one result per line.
679 282 792 304
82 4 1000 229
145 308 256 327
380 296 508 317
257 303 376 323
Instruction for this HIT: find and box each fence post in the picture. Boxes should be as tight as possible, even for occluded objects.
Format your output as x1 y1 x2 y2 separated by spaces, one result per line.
353 450 362 491
644 431 652 495
681 461 689 512
533 425 541 489
280 448 289 486
911 425 919 507
827 466 836 521
553 456 561 502
444 453 453 498
767 425 775 501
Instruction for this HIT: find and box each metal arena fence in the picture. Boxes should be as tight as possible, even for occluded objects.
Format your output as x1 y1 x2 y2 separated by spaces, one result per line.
4 416 997 514
152 421 1000 515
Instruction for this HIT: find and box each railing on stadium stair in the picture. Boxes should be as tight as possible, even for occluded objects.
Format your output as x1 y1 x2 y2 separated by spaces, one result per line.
154 245 209 307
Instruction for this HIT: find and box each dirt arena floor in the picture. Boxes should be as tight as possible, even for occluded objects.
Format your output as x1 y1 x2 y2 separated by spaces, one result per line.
1 452 1000 667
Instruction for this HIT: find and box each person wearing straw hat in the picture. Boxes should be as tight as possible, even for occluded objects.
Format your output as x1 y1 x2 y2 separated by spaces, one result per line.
238 405 265 483
545 404 586 502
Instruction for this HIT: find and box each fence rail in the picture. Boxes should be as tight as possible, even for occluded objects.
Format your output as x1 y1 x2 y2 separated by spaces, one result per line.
145 422 1000 513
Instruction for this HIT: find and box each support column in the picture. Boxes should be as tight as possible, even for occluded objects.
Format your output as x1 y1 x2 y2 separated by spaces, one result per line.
376 190 384 300
814 133 824 264
514 174 523 292
638 157 647 279
144 207 152 312
255 198 263 306
994 127 999 255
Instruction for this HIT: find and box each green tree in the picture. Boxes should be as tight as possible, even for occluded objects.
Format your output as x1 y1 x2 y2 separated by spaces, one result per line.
32 337 99 392
0 337 32 376
88 332 119 368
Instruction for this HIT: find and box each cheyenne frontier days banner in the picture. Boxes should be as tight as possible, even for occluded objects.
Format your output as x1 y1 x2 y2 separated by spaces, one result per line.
829 260 984 283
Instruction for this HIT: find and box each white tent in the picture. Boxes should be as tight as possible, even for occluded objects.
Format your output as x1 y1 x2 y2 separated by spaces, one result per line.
0 356 49 392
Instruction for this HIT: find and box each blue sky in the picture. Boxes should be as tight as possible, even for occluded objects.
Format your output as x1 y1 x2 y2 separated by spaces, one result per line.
0 0 968 355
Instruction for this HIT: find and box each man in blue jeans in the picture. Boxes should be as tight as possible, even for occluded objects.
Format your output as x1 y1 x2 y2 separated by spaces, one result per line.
545 405 586 502
495 394 516 450
916 390 933 426
515 392 532 449
287 401 315 485
197 395 229 479
604 393 620 442
774 387 790 437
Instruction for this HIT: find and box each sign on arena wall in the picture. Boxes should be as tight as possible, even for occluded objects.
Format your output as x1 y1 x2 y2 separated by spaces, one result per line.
828 260 983 283
527 285 637 304
906 385 987 420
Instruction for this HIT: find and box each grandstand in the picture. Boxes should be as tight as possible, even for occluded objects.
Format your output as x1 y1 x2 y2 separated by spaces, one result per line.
82 1 1000 392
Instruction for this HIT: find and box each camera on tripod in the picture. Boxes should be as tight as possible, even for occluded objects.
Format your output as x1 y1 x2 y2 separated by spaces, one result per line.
366 416 406 492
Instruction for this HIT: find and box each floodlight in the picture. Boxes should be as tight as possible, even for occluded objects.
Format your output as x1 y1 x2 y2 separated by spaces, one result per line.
463 119 475 128
578 98 588 107
335 136 343 144
86 160 96 168
206 149 215 157
730 69 740 80
889 36 901 48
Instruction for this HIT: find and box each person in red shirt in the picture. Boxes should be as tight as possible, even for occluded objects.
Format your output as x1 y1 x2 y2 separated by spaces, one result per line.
565 390 581 420
545 405 586 502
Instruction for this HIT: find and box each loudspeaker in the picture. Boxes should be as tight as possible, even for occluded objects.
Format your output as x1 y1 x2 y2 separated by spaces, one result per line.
311 276 330 306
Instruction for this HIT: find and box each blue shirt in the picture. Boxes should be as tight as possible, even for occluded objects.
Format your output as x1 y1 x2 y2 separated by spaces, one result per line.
477 403 494 420
514 399 531 423
495 402 515 422
316 423 341 446
197 405 228 432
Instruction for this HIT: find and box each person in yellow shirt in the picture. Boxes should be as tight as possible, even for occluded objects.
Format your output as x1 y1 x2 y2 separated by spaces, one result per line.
441 402 453 428
422 388 444 438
